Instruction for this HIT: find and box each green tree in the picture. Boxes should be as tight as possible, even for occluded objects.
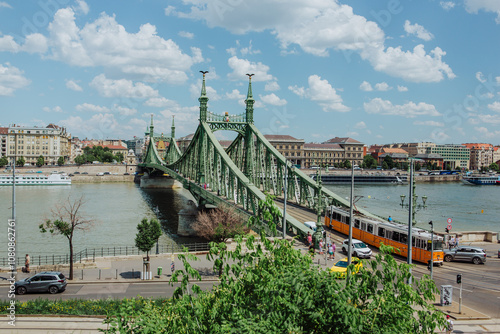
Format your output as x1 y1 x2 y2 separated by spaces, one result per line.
362 154 377 169
74 155 85 165
382 161 389 170
488 163 499 171
102 151 114 163
0 156 8 167
343 159 351 169
36 155 45 167
16 156 25 167
115 152 124 163
135 218 162 261
402 161 409 170
39 196 93 280
57 156 65 166
383 155 395 169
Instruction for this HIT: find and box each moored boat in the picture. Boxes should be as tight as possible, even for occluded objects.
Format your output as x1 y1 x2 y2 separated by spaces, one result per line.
0 173 71 186
462 174 500 185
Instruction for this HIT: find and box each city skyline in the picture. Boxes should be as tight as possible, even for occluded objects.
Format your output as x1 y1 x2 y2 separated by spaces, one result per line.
1 1 500 144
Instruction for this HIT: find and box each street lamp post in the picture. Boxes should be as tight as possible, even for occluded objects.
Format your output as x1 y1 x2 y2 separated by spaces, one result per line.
429 220 434 279
283 159 288 239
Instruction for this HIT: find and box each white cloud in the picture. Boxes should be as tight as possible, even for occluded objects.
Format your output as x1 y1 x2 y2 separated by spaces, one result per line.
227 56 275 81
440 1 455 10
179 31 194 39
144 97 177 108
359 81 373 91
474 126 500 138
89 74 159 98
60 113 120 139
66 80 83 91
177 1 453 83
465 0 500 23
73 0 89 15
397 85 408 92
42 8 202 83
413 120 444 126
368 45 455 83
164 6 176 16
374 82 391 91
404 20 434 41
76 103 110 113
364 98 440 118
265 81 280 91
289 75 350 112
189 79 220 100
113 105 137 116
42 106 63 113
476 71 486 83
0 2 12 8
472 114 500 124
259 93 287 106
225 89 245 100
0 33 48 53
487 101 500 112
354 121 366 129
240 40 261 55
0 63 31 96
430 130 450 142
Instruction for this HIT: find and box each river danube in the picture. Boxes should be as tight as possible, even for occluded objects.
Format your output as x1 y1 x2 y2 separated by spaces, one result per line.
0 183 201 258
1 182 498 258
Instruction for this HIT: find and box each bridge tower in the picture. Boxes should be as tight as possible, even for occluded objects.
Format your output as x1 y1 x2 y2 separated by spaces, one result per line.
244 74 255 183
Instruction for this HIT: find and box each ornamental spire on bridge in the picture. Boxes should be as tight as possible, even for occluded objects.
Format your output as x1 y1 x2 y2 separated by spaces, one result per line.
149 113 154 139
199 71 209 122
171 115 175 139
245 73 255 124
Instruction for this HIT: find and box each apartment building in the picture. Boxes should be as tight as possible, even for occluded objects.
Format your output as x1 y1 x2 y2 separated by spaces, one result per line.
426 144 470 169
264 135 305 166
462 143 494 170
3 124 71 165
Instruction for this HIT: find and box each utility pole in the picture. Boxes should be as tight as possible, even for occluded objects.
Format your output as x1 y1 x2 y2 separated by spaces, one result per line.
282 158 287 239
407 159 414 284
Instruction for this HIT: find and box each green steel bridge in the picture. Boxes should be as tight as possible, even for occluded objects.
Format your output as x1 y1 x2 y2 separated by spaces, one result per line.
139 73 378 239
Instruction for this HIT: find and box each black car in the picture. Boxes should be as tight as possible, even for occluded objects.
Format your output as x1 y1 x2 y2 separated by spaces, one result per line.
73 171 80 174
15 271 67 295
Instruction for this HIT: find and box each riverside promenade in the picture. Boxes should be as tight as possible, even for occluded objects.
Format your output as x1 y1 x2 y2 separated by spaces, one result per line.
1 239 500 333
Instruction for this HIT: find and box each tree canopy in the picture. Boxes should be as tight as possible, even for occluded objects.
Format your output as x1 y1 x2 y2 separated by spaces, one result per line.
135 218 162 260
36 155 45 167
0 156 8 167
75 145 124 164
362 154 378 169
193 206 249 242
16 156 25 167
57 156 65 166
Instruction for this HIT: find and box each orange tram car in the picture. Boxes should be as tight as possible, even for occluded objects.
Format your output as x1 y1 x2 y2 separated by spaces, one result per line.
324 205 444 265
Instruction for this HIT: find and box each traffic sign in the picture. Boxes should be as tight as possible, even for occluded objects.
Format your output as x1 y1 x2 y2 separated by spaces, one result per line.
447 218 452 224
447 224 452 231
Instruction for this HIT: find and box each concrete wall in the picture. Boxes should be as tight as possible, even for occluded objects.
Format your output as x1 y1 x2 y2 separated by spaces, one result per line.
13 164 138 175
72 175 135 183
437 231 498 243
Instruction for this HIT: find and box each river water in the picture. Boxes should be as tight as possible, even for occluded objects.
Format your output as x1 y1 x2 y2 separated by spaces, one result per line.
1 181 498 258
0 183 201 258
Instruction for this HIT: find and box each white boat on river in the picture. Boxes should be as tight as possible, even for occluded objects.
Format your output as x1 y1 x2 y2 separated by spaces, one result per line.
0 173 71 186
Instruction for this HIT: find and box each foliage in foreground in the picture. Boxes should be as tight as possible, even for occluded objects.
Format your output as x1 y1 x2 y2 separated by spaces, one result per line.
102 238 445 334
194 206 250 242
0 297 172 315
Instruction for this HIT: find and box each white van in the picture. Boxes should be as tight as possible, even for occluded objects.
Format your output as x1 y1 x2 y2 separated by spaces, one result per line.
304 221 317 232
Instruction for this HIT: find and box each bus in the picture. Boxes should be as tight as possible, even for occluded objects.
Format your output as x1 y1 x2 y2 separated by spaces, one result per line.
324 206 444 265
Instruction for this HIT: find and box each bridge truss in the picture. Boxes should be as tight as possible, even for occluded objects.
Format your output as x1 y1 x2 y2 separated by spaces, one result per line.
140 73 378 238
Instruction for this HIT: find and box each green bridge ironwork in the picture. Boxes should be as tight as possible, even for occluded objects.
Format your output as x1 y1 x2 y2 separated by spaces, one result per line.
139 72 379 238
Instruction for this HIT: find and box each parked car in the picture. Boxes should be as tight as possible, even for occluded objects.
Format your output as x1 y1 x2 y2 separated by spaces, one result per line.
341 239 372 259
15 271 67 295
123 173 130 175
73 171 80 174
96 172 104 176
330 257 363 278
103 172 111 175
303 221 317 232
443 246 487 264
82 172 88 174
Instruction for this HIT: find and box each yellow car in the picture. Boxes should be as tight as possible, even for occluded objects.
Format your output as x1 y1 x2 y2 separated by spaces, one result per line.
330 257 363 278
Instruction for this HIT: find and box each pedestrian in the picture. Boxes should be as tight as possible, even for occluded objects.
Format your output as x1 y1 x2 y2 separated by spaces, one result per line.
449 236 456 249
445 315 454 334
319 239 323 255
455 236 459 247
328 244 333 260
25 254 30 273
307 232 312 247
388 216 393 222
308 243 315 256
332 242 336 259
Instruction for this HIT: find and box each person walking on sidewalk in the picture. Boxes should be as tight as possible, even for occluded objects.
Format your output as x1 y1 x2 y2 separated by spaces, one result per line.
307 232 312 247
25 254 30 273
319 239 324 255
445 315 454 334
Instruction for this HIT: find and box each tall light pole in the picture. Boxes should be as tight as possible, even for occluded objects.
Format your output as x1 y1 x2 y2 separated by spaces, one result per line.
347 162 354 266
407 158 414 284
429 220 434 279
282 158 287 239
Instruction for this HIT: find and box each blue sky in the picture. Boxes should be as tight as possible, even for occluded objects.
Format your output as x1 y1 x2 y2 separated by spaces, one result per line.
1 0 500 145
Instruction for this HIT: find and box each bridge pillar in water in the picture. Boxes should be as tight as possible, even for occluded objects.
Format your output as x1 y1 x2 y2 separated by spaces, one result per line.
140 175 182 189
178 200 199 237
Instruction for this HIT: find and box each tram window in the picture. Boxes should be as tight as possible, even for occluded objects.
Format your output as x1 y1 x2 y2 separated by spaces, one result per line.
400 234 407 244
361 222 366 231
413 237 417 248
392 231 400 242
378 227 385 237
367 224 373 234
354 219 360 228
345 217 350 225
